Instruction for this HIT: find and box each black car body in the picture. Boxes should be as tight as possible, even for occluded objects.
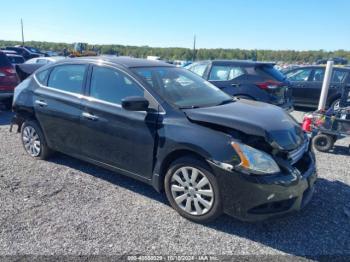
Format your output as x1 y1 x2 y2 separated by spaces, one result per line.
5 46 42 61
186 60 293 111
285 66 350 110
12 57 316 222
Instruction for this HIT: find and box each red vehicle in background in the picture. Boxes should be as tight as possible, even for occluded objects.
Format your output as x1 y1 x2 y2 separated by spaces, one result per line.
0 51 20 109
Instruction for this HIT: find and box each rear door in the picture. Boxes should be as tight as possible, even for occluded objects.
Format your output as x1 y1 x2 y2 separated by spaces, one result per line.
33 64 87 155
286 68 313 105
207 64 248 96
79 64 158 179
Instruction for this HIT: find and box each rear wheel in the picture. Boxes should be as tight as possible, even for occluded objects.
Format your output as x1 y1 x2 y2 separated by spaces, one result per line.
21 120 52 159
164 156 222 223
313 134 334 152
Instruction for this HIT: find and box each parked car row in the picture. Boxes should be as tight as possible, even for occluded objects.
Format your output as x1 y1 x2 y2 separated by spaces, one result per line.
185 60 350 111
11 56 316 223
284 65 350 110
186 60 293 110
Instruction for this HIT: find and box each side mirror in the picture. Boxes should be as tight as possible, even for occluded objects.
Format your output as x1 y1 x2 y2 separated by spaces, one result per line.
122 96 149 111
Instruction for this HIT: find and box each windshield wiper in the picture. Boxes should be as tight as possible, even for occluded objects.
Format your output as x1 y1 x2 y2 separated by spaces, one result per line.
179 105 202 109
215 99 235 106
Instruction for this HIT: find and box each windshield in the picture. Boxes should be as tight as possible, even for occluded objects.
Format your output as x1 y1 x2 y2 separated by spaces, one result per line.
132 67 233 108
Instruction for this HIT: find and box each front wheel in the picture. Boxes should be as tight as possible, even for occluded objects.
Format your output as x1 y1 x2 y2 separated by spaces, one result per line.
164 156 222 223
312 134 334 152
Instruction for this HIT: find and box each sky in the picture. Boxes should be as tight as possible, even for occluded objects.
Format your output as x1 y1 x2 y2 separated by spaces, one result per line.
0 0 349 51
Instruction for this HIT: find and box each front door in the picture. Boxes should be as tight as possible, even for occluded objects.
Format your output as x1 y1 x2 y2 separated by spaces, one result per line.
287 68 313 106
80 65 158 178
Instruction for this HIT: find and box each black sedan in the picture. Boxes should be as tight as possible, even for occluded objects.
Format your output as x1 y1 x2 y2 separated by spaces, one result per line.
11 57 316 222
186 60 293 111
285 66 350 110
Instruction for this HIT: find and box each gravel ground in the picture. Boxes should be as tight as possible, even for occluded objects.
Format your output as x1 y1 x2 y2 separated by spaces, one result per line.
0 108 349 259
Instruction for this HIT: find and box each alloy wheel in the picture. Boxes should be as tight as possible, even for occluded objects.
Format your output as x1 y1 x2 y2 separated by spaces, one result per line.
170 166 214 216
22 126 41 157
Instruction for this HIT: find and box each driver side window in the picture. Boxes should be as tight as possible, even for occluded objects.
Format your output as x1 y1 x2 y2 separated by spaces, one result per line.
89 66 144 105
286 69 312 82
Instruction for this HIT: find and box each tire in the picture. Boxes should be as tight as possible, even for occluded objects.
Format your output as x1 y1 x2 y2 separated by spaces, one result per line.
21 120 52 160
330 99 341 111
164 156 222 223
312 134 334 152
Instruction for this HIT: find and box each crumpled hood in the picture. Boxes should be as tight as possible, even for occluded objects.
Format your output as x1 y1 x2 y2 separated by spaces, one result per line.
183 100 304 151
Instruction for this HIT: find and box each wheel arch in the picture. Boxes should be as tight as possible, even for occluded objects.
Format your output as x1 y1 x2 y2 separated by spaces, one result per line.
326 94 341 108
152 148 212 192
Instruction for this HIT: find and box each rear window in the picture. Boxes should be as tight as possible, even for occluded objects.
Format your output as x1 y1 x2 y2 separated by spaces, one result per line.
48 64 87 94
255 65 286 81
0 52 11 67
6 55 25 64
209 65 245 81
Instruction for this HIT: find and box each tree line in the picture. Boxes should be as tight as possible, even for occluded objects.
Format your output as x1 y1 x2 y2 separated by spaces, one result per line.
1 40 349 63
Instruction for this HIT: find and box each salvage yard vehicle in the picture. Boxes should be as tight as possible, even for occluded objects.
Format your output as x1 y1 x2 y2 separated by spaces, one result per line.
0 51 20 108
25 56 66 65
5 46 44 60
186 60 293 111
285 66 350 110
11 57 316 223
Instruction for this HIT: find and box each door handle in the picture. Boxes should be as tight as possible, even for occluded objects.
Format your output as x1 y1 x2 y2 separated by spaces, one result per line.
82 112 99 121
231 84 240 87
35 100 48 107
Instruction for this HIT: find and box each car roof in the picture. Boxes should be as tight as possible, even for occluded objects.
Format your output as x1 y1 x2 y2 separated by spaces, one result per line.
288 65 350 71
195 60 276 66
71 56 174 68
5 53 23 58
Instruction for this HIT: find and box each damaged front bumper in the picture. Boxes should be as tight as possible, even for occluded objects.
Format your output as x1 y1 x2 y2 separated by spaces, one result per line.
208 151 317 222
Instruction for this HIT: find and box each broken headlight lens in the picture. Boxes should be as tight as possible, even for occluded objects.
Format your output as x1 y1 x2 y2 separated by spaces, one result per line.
231 142 280 175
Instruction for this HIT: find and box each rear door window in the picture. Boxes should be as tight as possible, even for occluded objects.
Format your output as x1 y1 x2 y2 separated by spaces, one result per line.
48 64 87 94
36 69 50 85
209 65 245 81
332 70 348 83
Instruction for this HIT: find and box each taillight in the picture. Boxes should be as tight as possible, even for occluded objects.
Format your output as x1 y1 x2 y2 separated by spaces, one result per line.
256 80 282 90
0 66 16 76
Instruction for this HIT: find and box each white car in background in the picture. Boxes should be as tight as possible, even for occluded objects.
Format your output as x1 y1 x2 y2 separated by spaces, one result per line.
25 56 66 65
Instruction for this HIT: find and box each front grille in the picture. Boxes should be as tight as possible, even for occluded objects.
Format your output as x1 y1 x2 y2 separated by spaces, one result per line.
288 139 309 165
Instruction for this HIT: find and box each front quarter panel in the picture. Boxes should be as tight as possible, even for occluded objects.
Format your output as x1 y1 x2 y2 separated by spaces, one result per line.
153 113 240 190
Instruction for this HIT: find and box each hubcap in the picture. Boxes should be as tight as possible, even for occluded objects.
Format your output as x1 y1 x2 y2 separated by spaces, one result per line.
332 100 340 111
22 126 41 157
317 138 327 147
170 167 214 216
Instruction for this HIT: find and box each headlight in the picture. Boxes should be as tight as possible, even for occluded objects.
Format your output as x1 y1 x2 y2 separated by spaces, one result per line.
231 142 280 175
